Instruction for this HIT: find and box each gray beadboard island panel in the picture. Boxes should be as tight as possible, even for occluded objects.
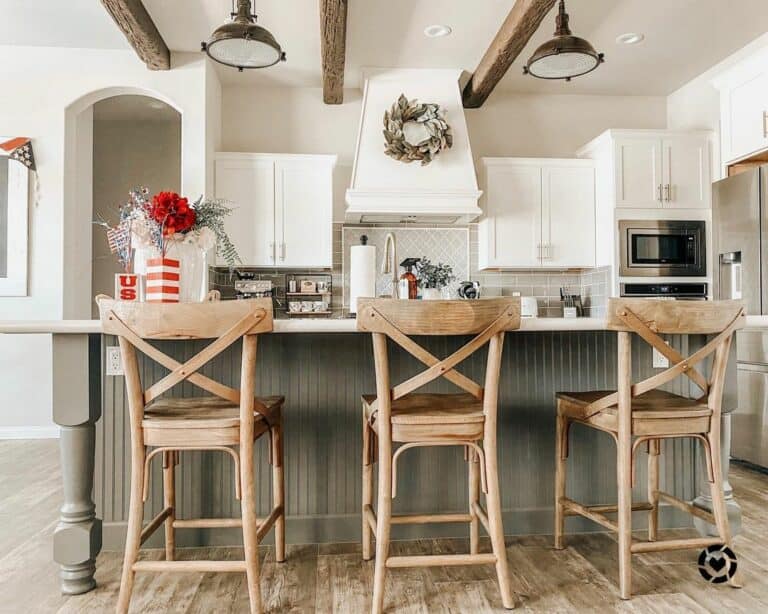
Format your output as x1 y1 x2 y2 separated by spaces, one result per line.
96 331 707 550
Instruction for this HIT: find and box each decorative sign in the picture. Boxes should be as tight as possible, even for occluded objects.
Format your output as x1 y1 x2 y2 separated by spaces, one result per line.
114 273 140 302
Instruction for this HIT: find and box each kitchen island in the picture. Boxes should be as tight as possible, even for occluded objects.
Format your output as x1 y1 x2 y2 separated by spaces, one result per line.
0 315 753 595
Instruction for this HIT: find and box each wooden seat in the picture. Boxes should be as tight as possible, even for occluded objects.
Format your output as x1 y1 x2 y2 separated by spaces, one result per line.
97 296 285 614
142 395 284 446
557 389 712 436
357 298 521 613
362 392 485 441
554 298 745 601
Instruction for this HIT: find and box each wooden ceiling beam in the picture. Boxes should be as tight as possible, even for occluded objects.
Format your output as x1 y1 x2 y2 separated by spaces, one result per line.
101 0 170 70
320 0 348 104
462 0 557 108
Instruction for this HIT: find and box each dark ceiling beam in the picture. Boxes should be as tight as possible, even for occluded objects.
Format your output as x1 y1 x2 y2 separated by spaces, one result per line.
320 0 348 104
101 0 170 70
462 0 557 108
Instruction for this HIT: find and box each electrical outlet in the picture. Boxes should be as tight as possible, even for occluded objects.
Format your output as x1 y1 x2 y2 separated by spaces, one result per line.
106 346 123 376
652 347 669 369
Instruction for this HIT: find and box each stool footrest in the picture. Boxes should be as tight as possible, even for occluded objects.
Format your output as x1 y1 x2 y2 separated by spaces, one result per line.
133 560 247 573
631 536 723 553
386 553 497 568
173 518 243 529
140 506 173 545
390 513 473 525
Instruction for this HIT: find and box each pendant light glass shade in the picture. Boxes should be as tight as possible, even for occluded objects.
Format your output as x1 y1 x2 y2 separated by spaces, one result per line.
202 0 286 71
524 0 603 81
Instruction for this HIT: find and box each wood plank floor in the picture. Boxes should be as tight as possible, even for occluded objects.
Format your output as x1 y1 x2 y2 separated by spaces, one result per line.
2 439 767 613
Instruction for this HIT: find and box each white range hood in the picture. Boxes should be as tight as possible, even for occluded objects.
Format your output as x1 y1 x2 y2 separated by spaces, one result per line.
345 68 482 224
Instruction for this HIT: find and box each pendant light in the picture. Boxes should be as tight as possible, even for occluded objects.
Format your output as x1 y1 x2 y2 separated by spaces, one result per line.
523 0 604 82
201 0 286 72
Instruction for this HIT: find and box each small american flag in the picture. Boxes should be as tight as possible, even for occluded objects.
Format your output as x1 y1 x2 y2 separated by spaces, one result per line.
106 222 131 254
0 137 36 171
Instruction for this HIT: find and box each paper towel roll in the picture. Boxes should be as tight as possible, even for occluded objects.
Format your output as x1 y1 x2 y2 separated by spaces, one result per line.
349 244 376 313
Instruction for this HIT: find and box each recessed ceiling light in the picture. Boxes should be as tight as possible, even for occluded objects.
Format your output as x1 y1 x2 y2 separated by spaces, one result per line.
616 32 645 45
424 24 452 38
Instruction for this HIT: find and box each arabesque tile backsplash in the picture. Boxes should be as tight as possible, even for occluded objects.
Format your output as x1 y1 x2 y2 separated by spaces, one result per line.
213 223 610 318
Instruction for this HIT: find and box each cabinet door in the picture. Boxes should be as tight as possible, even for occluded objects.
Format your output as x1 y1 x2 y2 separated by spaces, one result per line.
542 166 595 268
481 164 541 268
274 158 333 268
727 71 768 162
662 135 710 209
613 136 663 208
214 158 275 266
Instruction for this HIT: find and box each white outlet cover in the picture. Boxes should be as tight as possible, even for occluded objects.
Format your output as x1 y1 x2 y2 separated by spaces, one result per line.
106 346 123 376
652 347 669 369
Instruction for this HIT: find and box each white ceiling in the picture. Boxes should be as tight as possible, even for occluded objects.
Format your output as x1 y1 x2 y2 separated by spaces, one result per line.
142 0 768 96
0 0 127 49
4 1 768 97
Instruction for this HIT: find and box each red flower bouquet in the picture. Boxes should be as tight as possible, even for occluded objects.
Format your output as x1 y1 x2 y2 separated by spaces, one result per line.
150 191 196 236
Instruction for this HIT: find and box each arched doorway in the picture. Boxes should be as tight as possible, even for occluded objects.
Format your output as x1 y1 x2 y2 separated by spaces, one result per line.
90 95 181 316
62 87 182 319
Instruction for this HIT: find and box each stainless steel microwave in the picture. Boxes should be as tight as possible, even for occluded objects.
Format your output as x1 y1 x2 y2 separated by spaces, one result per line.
619 220 706 277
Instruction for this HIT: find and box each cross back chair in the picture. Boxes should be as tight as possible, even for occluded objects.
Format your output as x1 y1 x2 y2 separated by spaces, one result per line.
96 296 285 614
356 297 521 613
554 298 745 600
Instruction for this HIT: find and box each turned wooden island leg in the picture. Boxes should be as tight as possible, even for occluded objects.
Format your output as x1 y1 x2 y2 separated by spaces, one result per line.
52 334 102 595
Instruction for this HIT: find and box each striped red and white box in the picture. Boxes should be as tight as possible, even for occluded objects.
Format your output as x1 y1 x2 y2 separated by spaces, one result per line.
145 257 180 303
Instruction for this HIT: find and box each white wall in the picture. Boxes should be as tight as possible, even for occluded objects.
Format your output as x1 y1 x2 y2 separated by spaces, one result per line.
0 45 220 435
221 86 667 220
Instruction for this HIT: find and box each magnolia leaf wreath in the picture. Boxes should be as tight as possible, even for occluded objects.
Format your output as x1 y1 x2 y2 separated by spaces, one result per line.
383 94 453 166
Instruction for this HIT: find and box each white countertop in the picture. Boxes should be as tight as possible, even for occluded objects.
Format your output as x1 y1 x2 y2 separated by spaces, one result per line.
0 316 608 335
1 315 765 335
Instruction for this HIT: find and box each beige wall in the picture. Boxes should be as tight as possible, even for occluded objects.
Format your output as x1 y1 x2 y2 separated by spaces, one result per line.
91 116 181 317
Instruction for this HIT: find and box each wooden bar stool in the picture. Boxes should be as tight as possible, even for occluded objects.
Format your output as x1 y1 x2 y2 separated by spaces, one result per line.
356 298 521 613
96 296 285 614
554 298 745 599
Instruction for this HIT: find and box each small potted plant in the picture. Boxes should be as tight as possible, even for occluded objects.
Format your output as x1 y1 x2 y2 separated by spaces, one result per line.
416 257 455 300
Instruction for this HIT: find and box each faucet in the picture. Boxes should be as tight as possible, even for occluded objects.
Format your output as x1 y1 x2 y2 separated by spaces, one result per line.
381 233 398 299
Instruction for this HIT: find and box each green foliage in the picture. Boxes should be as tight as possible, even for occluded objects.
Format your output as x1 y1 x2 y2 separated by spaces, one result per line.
192 197 241 268
415 257 455 289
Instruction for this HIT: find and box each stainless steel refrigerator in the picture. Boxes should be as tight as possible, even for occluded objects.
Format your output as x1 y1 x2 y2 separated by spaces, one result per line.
713 165 768 468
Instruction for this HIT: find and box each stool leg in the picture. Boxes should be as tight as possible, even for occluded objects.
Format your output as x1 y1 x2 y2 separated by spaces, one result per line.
162 450 176 561
554 413 568 550
271 424 286 563
116 444 146 614
241 450 263 614
468 446 480 555
617 433 633 600
372 441 392 614
707 432 732 545
485 441 514 609
647 439 660 542
362 414 374 561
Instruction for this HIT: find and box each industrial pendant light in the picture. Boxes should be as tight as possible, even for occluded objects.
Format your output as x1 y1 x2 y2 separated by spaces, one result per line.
523 0 604 81
201 0 286 71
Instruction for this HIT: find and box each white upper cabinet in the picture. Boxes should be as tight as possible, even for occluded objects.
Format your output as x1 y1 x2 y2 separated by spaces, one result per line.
715 60 768 164
614 136 663 208
214 157 275 266
543 165 596 268
579 130 711 210
662 134 710 209
214 153 336 268
478 159 595 270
